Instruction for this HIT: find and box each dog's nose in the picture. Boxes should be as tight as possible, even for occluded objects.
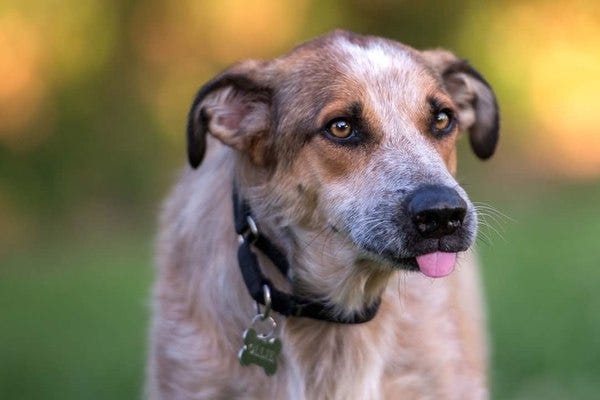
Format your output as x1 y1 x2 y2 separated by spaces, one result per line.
407 185 467 239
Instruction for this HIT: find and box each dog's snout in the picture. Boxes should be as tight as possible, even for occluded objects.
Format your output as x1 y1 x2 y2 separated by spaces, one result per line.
407 185 467 239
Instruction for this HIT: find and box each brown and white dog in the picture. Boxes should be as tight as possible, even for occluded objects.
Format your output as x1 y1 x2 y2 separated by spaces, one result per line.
147 30 499 400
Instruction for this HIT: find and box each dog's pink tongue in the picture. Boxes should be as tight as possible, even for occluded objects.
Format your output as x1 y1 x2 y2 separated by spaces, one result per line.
416 252 457 278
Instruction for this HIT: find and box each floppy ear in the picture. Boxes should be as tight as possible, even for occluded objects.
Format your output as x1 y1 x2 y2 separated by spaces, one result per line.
421 50 499 159
187 61 273 168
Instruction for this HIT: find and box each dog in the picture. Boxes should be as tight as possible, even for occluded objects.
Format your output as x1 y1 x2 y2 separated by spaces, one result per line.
147 30 499 400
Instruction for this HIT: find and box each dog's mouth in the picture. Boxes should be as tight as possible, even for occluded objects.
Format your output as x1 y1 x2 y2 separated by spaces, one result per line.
359 242 469 278
383 252 457 278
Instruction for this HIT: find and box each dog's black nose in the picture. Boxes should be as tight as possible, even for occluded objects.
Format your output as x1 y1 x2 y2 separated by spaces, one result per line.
407 185 467 239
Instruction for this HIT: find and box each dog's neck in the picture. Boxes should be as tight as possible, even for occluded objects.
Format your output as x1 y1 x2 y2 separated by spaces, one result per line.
284 225 393 317
235 188 393 321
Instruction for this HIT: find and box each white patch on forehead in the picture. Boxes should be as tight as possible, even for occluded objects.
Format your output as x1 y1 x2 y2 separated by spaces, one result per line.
337 39 415 74
336 38 423 118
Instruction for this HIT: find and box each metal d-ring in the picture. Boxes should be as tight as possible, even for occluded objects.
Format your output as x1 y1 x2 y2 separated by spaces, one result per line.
262 284 272 319
250 311 277 339
250 285 276 339
255 284 272 320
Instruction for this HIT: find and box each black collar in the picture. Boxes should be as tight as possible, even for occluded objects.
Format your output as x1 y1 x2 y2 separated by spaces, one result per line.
233 187 381 324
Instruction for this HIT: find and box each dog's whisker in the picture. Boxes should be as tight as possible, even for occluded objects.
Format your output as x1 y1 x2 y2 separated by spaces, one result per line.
473 202 514 222
477 210 506 233
475 230 493 247
477 216 507 243
474 207 510 223
477 207 507 222
476 211 507 235
475 207 510 222
474 202 513 242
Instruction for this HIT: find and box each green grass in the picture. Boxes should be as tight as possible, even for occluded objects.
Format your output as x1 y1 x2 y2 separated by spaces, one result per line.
0 236 153 400
1 183 599 399
479 183 600 399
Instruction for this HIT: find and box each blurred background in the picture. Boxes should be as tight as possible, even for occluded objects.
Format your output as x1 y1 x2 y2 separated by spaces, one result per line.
1 0 599 398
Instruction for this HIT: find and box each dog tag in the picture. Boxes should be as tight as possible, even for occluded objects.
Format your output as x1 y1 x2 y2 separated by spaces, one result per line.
238 316 281 376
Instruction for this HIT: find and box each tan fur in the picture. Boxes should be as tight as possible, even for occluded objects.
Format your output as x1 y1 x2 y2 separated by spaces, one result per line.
147 31 498 400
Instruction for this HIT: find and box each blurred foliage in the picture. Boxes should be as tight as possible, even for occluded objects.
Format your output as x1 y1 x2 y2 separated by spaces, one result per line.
1 0 600 399
1 0 599 253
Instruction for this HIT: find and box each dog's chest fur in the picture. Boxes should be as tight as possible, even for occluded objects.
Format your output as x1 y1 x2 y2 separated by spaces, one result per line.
281 275 486 400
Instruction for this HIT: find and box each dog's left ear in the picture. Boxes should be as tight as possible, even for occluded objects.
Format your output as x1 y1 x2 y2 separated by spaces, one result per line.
187 60 273 168
421 50 499 159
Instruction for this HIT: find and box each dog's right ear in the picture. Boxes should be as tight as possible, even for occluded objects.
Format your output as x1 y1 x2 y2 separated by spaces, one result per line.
187 61 272 168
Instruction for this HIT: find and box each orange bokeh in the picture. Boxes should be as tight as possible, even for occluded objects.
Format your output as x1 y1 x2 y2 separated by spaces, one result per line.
0 12 47 147
476 1 600 178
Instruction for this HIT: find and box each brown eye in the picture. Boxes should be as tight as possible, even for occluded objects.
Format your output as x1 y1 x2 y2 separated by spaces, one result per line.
328 119 353 138
431 108 455 135
434 111 451 131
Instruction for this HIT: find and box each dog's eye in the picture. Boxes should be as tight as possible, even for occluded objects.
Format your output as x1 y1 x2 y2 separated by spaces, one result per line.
434 111 451 130
432 109 455 135
327 119 353 139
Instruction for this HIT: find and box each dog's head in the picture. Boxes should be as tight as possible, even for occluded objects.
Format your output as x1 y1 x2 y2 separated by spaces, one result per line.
187 31 498 279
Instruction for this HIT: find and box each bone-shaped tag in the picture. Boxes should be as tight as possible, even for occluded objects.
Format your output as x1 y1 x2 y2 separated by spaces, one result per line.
238 328 281 376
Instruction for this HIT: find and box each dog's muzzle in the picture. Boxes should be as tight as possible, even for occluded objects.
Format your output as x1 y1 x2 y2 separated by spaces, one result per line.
405 184 470 278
